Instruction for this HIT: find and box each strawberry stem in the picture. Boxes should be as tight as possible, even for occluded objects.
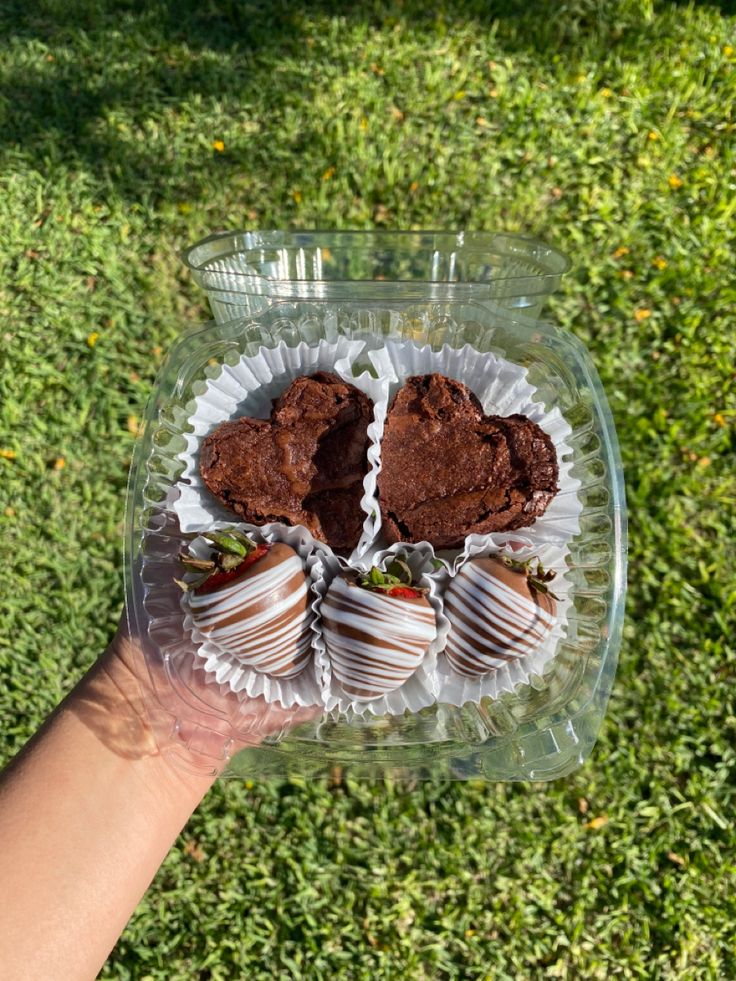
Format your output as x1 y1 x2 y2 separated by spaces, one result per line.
357 556 428 595
176 529 264 592
501 553 559 601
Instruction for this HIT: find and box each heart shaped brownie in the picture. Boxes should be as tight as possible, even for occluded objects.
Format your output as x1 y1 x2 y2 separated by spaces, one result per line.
200 372 373 551
377 374 559 549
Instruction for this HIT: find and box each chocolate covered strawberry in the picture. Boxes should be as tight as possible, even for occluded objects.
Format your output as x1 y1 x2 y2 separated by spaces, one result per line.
178 530 314 678
321 558 437 700
444 554 558 678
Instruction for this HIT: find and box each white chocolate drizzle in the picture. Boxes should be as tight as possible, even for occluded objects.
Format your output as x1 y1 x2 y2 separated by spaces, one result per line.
444 560 556 677
321 576 437 700
189 547 313 678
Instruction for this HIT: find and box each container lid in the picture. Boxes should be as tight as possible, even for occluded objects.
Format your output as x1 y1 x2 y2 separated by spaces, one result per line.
125 299 625 781
181 230 571 306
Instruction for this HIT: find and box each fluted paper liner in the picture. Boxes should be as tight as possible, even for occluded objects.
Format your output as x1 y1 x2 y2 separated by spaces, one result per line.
180 520 331 709
433 535 573 706
367 339 583 553
311 542 447 717
173 338 389 562
172 336 582 710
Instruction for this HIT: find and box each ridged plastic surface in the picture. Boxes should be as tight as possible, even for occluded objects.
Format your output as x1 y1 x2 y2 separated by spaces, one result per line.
124 301 626 780
182 230 572 322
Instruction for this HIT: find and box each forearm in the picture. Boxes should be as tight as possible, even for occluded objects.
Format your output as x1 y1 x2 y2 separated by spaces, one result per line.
0 645 215 981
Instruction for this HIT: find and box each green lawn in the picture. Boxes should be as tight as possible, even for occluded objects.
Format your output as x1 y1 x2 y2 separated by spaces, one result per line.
2 0 735 976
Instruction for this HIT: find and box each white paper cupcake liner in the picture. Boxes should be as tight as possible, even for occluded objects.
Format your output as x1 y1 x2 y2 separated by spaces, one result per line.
181 520 332 709
433 536 573 707
311 542 446 717
367 339 583 554
173 338 389 562
170 335 583 712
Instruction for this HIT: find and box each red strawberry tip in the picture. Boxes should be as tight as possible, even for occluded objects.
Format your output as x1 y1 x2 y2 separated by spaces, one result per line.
386 585 423 599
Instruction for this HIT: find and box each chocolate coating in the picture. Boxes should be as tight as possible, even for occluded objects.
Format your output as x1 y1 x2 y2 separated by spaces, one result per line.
378 374 559 548
200 372 372 551
321 574 437 700
444 556 556 677
189 542 313 678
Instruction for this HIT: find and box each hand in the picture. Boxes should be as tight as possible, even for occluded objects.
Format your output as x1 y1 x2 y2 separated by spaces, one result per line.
81 507 321 782
103 618 320 780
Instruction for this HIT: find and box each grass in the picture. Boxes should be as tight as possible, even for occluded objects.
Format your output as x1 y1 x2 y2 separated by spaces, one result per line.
1 0 735 976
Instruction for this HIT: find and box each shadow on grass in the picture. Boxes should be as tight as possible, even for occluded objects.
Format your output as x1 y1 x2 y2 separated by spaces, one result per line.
0 0 731 204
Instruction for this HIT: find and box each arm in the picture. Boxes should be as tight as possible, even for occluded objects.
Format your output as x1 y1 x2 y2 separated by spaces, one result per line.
0 624 312 981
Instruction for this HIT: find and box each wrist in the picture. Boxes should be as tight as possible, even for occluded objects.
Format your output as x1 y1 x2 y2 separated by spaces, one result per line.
70 633 218 807
97 614 321 797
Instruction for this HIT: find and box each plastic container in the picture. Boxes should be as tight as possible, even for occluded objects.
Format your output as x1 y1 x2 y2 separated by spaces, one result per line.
182 230 571 323
124 299 627 781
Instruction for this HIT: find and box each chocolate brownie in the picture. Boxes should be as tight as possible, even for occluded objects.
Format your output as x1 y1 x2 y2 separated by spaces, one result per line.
377 373 559 548
200 372 372 551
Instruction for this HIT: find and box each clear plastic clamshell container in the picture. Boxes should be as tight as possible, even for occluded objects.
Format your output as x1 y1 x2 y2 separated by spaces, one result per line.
181 230 572 323
124 295 627 781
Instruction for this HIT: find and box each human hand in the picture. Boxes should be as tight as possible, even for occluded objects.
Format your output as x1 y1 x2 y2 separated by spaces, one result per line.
80 510 321 783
